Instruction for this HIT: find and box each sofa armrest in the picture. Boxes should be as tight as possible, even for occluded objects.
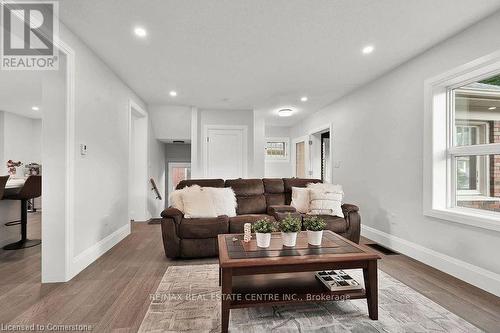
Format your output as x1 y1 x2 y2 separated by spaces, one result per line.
161 207 183 224
341 203 359 214
341 203 360 244
267 205 296 216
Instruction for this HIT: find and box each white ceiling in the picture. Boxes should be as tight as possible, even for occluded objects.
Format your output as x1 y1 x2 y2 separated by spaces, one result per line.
58 0 500 126
0 71 43 119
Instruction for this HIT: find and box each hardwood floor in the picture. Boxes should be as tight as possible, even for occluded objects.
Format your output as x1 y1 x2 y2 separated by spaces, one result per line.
0 214 499 332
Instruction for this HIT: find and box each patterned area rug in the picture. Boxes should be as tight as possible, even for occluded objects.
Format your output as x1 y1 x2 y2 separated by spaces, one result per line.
138 264 482 333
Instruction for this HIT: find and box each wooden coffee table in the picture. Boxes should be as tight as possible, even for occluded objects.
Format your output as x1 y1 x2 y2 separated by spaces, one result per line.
217 231 381 333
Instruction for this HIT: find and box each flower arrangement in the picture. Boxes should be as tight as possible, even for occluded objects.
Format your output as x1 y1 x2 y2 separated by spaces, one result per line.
252 218 274 248
252 219 275 233
304 216 326 246
276 213 302 233
303 216 326 231
277 213 302 247
6 160 22 176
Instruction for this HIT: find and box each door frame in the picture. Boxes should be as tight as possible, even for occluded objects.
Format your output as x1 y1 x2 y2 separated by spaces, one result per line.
203 125 248 178
167 162 191 204
308 124 333 181
128 100 149 221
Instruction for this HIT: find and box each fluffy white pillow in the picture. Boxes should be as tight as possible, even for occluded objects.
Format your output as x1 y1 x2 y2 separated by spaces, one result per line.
169 185 200 212
205 187 237 217
182 187 218 218
307 183 344 217
291 187 310 213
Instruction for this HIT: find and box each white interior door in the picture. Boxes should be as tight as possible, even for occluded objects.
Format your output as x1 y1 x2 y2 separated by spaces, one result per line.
204 126 247 178
292 136 310 178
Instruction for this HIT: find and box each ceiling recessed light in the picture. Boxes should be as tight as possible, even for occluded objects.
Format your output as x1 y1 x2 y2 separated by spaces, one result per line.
169 90 177 97
489 106 497 110
278 108 293 117
300 96 308 102
133 26 147 38
31 106 39 111
362 45 375 55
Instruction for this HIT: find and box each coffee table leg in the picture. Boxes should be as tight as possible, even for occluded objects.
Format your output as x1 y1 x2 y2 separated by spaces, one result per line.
363 260 378 320
221 267 232 333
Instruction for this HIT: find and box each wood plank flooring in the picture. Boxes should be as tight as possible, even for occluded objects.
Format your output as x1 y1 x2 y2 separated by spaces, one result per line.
0 214 498 332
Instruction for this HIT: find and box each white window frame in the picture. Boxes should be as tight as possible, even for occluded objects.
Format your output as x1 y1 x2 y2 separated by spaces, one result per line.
454 120 490 196
423 50 500 232
265 137 290 162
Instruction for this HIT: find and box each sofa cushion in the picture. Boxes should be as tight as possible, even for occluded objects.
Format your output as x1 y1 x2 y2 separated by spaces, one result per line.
283 178 322 204
182 187 217 218
177 179 224 190
225 179 267 214
229 214 276 233
178 216 229 238
235 195 267 215
263 178 285 206
263 178 284 193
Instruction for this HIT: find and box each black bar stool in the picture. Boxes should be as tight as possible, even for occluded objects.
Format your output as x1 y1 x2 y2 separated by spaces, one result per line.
0 176 9 199
2 175 41 250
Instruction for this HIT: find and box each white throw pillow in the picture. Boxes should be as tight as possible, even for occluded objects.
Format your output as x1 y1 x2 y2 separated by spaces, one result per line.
206 187 237 217
290 187 310 213
182 187 218 218
308 183 344 217
169 185 200 212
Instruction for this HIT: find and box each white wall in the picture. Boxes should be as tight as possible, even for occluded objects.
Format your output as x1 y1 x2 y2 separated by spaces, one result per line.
149 105 191 141
53 23 148 280
290 11 500 296
264 125 292 178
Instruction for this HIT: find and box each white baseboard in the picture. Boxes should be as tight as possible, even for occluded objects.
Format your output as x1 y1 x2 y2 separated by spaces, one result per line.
361 225 500 297
70 223 131 279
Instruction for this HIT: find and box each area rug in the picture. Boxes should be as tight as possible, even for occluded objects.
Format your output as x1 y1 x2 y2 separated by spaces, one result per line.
138 264 482 333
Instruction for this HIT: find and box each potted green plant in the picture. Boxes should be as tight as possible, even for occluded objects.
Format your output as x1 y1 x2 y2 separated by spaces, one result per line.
277 213 302 247
252 218 274 248
304 216 326 246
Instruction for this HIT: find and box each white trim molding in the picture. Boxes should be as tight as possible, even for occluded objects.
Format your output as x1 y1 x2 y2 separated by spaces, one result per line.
71 223 131 277
361 225 500 297
423 50 500 232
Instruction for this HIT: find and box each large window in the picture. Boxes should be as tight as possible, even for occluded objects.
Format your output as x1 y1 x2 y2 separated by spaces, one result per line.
451 76 500 212
424 56 500 231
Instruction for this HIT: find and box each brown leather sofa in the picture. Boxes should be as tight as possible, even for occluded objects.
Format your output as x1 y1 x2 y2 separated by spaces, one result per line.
160 178 361 259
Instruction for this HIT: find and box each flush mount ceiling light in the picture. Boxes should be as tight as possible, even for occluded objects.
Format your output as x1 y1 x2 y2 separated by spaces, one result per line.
31 106 39 111
169 90 177 97
278 108 293 117
362 45 375 55
300 96 308 102
133 26 147 38
489 106 497 110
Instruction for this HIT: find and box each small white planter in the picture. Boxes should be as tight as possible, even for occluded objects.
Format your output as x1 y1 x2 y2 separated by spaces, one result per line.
256 232 271 248
281 232 298 247
307 230 323 246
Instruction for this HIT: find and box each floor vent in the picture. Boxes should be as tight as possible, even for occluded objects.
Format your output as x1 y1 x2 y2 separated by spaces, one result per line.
366 243 399 255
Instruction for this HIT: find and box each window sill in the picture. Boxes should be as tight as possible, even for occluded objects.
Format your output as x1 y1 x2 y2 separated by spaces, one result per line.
457 195 500 202
424 207 500 232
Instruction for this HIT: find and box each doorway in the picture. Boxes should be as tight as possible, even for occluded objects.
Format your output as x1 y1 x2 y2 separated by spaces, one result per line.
310 128 331 182
167 162 191 204
128 101 148 221
203 125 247 178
